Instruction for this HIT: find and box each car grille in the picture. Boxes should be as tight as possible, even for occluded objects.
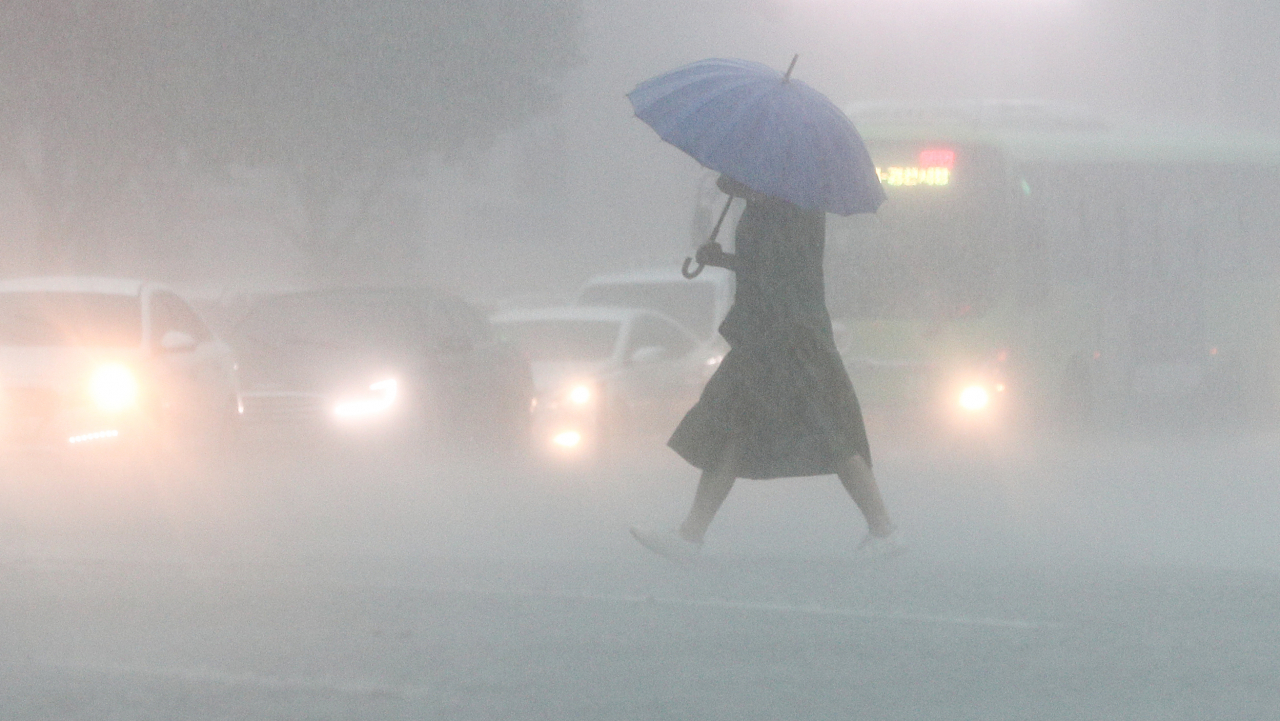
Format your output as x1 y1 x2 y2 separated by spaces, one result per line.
239 392 330 424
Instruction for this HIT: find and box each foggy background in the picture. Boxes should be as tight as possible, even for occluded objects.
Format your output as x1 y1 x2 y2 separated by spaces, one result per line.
3 0 1280 299
5 3 1280 718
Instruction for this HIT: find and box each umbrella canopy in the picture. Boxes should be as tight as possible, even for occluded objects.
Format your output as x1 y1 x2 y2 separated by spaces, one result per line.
628 58 885 216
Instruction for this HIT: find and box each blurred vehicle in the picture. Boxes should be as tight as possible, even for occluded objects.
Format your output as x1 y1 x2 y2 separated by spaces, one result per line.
576 266 734 346
0 277 240 458
824 100 1280 437
231 287 532 454
491 306 711 461
183 286 270 342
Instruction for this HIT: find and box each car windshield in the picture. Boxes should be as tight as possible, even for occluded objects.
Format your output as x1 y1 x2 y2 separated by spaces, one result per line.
578 282 715 340
238 292 426 350
494 319 620 362
0 291 142 347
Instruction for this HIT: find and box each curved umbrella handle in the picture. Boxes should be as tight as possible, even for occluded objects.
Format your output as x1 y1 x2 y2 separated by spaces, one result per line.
682 257 705 279
682 194 735 281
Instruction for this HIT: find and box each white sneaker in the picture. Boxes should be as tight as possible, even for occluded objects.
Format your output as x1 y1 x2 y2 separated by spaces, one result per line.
630 526 701 563
855 529 906 560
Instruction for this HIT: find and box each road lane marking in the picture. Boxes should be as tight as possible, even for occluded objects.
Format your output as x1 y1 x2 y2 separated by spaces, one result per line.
43 661 437 699
479 588 1068 630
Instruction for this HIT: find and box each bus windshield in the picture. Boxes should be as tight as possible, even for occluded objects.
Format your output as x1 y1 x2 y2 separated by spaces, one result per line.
827 142 1006 321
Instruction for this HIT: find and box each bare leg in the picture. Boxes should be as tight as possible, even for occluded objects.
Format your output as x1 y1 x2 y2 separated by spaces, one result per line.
678 440 739 544
834 454 894 537
678 467 735 544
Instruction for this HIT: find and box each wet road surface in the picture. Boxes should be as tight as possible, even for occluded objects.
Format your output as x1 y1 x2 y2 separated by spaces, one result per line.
2 433 1279 720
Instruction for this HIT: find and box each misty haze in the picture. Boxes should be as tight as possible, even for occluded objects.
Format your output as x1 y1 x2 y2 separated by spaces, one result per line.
2 1 1280 719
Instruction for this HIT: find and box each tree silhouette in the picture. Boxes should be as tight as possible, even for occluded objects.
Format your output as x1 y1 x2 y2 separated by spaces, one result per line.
0 0 580 275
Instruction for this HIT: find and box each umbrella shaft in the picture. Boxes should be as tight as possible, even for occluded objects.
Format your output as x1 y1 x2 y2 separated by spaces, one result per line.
707 195 735 244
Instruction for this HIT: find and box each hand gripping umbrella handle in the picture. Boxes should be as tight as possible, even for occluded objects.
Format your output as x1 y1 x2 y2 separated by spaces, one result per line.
683 194 735 280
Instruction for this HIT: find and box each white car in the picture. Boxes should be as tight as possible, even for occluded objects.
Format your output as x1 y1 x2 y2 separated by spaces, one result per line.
491 306 713 459
575 266 734 345
0 277 240 456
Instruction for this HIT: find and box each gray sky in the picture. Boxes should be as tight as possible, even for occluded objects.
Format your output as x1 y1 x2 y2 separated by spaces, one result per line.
5 0 1277 293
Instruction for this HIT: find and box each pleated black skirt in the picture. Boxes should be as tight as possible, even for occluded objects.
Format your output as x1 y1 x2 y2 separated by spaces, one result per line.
668 330 871 479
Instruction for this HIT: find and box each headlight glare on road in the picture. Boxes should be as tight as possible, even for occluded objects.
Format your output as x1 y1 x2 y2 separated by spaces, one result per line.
334 378 399 419
89 363 139 413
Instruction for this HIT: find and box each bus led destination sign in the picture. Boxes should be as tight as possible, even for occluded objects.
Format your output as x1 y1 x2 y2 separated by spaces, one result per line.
876 166 950 187
875 147 955 188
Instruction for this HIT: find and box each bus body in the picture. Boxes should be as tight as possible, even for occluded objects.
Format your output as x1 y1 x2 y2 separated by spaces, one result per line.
825 101 1280 435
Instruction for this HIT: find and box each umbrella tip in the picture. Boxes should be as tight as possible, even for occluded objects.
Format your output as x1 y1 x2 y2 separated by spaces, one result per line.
783 54 799 82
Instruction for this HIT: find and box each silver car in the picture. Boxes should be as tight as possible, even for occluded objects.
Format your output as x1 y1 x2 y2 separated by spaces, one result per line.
491 306 716 460
575 266 734 346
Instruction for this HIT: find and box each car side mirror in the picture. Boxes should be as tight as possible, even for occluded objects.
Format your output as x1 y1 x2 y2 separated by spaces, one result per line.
159 330 198 353
630 345 667 365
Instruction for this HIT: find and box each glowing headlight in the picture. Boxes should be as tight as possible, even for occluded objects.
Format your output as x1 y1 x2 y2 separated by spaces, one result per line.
89 364 139 413
568 385 592 405
334 378 399 419
958 385 991 412
552 430 583 448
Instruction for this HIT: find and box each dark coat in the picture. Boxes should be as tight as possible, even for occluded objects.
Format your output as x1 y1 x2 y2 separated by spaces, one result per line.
668 193 871 479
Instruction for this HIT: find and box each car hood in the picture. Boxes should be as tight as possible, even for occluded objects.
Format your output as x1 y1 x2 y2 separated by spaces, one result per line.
528 361 616 394
0 346 145 390
234 338 416 395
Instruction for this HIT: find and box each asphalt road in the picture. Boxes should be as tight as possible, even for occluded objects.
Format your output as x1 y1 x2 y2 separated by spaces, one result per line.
2 431 1279 720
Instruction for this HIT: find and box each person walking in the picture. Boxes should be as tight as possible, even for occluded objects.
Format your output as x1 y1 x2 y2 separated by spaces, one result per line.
631 175 898 560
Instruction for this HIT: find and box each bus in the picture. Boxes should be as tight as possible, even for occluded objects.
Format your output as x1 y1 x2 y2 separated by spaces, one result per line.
816 101 1280 436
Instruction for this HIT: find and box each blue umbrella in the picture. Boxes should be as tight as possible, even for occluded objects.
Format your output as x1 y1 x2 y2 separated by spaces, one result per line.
628 57 885 218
